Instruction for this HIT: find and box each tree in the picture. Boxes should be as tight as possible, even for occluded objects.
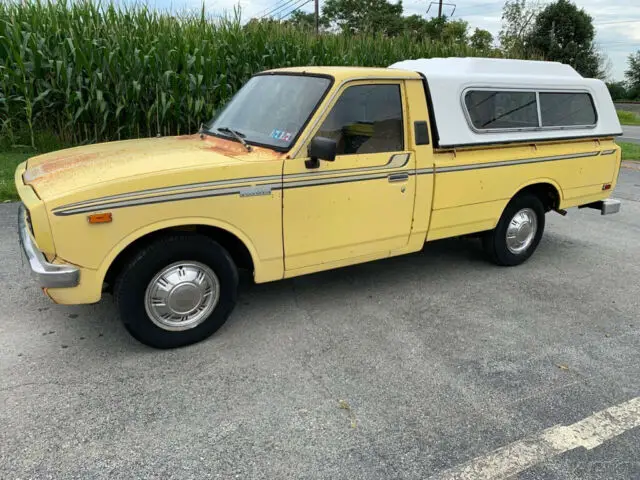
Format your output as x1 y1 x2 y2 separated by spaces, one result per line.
285 10 329 30
403 15 468 43
626 51 640 99
527 0 604 78
441 18 468 43
499 0 539 55
470 28 493 50
606 81 628 101
322 0 404 36
403 14 429 37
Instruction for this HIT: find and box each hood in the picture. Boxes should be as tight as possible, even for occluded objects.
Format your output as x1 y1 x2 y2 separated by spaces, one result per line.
23 135 283 201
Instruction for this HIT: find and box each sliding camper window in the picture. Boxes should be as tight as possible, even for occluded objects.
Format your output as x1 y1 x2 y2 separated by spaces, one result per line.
539 92 597 127
463 89 597 132
464 91 538 130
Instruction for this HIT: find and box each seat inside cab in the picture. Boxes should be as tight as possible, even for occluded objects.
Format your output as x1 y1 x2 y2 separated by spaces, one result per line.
315 84 404 156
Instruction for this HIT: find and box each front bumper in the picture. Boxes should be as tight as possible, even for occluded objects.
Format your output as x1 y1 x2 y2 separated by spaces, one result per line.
18 204 79 288
580 198 621 216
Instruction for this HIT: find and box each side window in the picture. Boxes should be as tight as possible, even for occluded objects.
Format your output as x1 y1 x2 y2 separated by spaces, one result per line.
539 92 596 127
316 84 404 155
464 91 538 130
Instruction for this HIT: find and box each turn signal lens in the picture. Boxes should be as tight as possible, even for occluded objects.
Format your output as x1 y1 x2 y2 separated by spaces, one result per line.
87 212 112 224
602 183 612 191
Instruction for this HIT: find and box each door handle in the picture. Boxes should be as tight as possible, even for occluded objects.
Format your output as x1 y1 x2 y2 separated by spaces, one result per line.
388 173 409 183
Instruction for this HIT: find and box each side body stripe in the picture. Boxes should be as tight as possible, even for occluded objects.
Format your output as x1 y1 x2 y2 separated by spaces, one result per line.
52 150 608 216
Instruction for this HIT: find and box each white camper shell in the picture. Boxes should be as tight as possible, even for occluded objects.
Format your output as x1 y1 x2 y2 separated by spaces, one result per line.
390 58 622 149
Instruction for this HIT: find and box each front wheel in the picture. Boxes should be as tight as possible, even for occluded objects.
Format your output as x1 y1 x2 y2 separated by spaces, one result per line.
114 234 238 348
482 194 545 266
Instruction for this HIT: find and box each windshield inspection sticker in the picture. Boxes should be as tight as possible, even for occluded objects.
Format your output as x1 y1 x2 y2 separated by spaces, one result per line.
270 129 292 141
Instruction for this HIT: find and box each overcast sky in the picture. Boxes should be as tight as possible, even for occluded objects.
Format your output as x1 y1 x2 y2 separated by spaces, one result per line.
143 0 640 81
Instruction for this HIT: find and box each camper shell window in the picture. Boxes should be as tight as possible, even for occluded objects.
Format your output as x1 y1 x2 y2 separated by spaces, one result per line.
463 89 597 133
539 92 597 127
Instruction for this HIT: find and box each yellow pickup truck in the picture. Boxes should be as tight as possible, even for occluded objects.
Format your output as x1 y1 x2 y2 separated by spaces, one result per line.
16 58 622 348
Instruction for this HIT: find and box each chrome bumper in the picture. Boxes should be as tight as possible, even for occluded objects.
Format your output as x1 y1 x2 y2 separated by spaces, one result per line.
18 204 79 288
580 199 621 216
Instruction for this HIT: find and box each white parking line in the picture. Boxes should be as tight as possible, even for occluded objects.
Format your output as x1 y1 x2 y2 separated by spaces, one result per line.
431 396 640 480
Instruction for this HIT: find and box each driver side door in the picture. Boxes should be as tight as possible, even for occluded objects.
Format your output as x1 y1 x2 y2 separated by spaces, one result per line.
282 80 416 274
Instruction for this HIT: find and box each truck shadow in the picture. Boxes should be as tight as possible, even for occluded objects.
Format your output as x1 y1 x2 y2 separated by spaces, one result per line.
235 236 488 309
23 235 490 353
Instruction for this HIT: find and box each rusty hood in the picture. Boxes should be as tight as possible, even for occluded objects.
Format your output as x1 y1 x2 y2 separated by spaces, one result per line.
22 135 284 201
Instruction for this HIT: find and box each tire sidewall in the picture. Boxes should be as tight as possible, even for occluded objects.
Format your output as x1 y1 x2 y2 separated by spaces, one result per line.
115 235 238 348
492 194 545 266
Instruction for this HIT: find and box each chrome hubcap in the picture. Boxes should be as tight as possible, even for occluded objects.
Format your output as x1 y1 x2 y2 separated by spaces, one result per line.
506 208 538 254
144 261 219 331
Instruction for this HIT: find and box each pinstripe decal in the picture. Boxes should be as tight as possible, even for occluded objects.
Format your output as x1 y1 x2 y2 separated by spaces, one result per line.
436 151 599 173
54 173 282 211
284 152 411 180
52 150 605 216
54 166 426 216
53 153 411 214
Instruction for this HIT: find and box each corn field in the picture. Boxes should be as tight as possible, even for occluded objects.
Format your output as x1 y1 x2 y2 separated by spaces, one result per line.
0 0 496 146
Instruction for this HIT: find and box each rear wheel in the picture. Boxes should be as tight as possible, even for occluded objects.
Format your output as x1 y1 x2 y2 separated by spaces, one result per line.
114 234 238 348
482 194 545 266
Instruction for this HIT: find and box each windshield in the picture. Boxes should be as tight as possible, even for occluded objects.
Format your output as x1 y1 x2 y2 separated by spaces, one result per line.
208 74 332 150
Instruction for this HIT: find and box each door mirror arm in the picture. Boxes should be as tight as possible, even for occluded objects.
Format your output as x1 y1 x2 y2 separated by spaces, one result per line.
306 137 337 169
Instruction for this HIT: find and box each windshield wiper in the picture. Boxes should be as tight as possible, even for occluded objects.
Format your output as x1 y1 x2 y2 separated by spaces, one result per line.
217 127 252 152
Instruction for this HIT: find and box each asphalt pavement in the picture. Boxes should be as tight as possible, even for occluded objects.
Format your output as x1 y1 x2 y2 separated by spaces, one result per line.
620 125 640 144
1 168 639 479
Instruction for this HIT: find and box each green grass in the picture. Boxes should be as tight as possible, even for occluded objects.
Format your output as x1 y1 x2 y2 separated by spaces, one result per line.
617 110 640 125
0 130 67 201
0 151 31 201
620 142 640 161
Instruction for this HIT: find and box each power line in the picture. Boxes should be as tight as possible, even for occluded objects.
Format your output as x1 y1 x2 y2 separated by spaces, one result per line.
456 1 550 16
279 0 314 19
598 41 640 46
457 1 505 15
255 0 290 17
594 19 640 26
255 0 298 18
260 0 299 19
259 0 301 19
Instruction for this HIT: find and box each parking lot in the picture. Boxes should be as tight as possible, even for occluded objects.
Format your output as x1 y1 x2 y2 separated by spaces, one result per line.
1 167 639 479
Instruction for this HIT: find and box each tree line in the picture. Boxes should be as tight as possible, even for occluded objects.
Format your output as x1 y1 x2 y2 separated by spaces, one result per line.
257 0 640 100
608 53 640 101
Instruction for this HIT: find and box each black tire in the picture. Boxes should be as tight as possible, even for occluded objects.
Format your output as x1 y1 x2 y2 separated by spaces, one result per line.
114 233 238 349
482 194 546 266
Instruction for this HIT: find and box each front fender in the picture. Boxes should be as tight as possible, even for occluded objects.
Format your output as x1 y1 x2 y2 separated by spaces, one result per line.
95 216 281 287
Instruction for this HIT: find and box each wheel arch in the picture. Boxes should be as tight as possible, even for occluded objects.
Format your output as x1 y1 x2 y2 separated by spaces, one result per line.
100 218 262 290
511 179 563 212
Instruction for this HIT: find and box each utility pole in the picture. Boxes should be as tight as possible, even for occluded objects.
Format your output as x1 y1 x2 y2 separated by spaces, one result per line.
315 0 319 34
437 0 443 18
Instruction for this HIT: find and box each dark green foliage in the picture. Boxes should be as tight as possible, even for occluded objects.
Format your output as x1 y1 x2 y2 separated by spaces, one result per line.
607 81 629 101
469 28 494 51
322 0 404 36
626 52 640 100
526 0 603 78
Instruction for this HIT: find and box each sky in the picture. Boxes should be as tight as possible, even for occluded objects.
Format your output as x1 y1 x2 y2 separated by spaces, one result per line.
141 0 640 81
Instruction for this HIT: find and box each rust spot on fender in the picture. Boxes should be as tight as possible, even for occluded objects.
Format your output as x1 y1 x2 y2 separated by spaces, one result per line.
199 135 284 159
24 149 126 187
36 152 100 174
